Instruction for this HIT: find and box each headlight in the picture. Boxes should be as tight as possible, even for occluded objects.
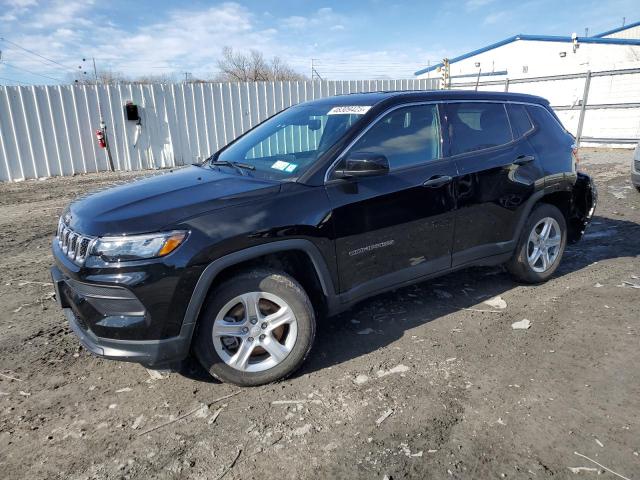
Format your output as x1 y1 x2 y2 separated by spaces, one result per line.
91 231 188 263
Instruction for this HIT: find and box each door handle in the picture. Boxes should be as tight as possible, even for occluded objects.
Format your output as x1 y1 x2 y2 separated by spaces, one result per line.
422 175 453 188
513 154 535 166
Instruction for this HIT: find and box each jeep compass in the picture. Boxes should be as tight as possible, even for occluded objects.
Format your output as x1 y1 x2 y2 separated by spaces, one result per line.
51 90 597 386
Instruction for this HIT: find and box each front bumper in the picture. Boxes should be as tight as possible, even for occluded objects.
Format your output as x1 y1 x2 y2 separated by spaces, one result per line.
63 308 190 367
51 263 196 368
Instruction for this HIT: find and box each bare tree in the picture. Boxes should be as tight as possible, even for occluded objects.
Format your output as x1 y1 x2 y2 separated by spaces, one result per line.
131 73 179 84
70 70 188 85
215 47 306 82
70 69 128 85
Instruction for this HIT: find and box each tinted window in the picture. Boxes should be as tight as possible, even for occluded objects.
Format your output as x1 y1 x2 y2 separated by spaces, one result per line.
346 104 441 170
448 102 513 155
508 104 534 138
526 105 573 146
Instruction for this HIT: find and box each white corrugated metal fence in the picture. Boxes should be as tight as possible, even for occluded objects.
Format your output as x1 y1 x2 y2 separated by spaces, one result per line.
0 79 437 181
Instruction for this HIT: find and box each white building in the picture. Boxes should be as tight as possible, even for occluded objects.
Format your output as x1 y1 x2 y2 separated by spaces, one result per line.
415 21 640 80
414 21 640 147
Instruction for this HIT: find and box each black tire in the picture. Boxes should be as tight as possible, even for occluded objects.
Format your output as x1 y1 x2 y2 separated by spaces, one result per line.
193 269 316 387
635 185 640 193
506 203 567 284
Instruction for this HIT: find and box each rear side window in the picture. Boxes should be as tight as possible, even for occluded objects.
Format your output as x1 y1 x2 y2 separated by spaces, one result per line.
526 105 573 146
507 104 534 138
347 104 441 170
448 102 513 155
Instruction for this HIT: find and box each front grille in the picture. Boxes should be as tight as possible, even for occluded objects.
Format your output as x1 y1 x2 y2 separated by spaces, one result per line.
56 218 96 266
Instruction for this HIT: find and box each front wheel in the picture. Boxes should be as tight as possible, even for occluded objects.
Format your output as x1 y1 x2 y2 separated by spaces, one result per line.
506 203 567 283
193 269 316 386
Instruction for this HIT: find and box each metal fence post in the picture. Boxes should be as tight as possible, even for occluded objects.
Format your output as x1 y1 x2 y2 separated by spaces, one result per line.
575 70 592 147
504 78 509 92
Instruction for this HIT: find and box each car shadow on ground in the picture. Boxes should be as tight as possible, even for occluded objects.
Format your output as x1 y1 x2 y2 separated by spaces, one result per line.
180 215 640 383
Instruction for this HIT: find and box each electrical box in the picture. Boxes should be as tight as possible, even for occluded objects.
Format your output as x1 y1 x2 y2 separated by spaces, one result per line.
125 101 140 121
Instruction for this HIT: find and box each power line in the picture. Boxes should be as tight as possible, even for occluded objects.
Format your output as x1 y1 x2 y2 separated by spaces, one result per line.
1 62 64 82
0 36 74 71
313 62 426 66
0 75 27 85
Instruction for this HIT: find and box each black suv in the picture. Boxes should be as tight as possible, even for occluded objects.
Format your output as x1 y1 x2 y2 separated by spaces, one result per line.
51 90 596 386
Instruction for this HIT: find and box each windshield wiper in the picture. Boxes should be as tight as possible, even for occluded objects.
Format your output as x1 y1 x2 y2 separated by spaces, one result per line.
210 160 255 175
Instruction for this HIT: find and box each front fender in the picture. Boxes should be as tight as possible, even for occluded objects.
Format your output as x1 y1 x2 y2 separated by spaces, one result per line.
175 239 339 355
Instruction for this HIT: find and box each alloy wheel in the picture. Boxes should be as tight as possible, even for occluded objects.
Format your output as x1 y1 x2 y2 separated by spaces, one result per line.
211 292 298 372
526 216 562 273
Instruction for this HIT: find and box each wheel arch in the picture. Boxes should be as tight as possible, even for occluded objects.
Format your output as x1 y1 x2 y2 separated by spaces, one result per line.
177 240 338 352
514 182 589 245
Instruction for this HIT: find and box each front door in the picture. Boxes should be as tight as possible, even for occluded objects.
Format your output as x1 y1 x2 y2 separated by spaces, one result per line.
325 103 458 301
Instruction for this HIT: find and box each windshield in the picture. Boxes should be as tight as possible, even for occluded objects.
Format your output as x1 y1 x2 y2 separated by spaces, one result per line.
212 104 369 180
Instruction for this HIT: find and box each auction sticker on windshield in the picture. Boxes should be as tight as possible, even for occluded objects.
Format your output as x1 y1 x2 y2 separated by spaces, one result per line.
327 106 371 115
271 160 298 172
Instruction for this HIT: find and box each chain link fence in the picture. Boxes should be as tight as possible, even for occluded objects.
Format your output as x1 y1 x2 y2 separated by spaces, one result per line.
449 67 640 147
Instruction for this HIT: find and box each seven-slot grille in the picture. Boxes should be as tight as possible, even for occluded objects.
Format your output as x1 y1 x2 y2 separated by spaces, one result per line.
56 218 95 265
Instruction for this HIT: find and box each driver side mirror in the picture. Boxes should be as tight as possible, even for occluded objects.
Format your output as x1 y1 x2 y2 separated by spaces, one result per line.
333 152 389 179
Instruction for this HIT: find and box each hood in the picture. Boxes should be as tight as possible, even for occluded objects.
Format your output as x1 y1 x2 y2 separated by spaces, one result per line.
67 166 280 236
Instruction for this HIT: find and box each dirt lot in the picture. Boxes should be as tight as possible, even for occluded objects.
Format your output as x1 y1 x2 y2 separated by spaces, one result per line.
0 149 638 480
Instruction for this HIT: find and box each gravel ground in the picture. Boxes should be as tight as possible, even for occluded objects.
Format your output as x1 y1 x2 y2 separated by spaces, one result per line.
0 148 638 479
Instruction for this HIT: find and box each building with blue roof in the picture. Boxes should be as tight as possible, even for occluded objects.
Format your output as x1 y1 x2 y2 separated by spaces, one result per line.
414 21 640 81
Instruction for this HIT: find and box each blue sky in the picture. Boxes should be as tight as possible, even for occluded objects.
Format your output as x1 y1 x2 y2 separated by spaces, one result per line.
0 0 637 84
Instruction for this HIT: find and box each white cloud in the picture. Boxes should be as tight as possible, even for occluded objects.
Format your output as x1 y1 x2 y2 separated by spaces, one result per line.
5 0 38 6
0 0 37 21
483 11 508 25
97 3 279 74
281 15 308 29
465 0 496 11
281 7 343 30
27 0 94 28
1 1 441 82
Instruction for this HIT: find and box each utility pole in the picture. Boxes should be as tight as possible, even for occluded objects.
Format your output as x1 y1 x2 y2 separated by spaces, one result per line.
310 59 322 81
440 58 450 90
474 67 482 91
184 72 192 83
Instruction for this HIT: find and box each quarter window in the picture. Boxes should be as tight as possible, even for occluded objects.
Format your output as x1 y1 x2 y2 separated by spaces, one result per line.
448 102 513 155
344 104 441 170
508 104 534 138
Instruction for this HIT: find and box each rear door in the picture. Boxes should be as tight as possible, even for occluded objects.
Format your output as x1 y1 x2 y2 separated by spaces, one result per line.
325 103 458 298
444 101 543 266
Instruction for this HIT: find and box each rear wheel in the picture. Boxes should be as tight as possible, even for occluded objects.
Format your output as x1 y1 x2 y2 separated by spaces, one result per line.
506 203 567 283
194 269 316 386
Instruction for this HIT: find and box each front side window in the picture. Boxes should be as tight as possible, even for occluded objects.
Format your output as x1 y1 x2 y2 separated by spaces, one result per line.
341 104 441 171
448 102 513 155
214 104 365 180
